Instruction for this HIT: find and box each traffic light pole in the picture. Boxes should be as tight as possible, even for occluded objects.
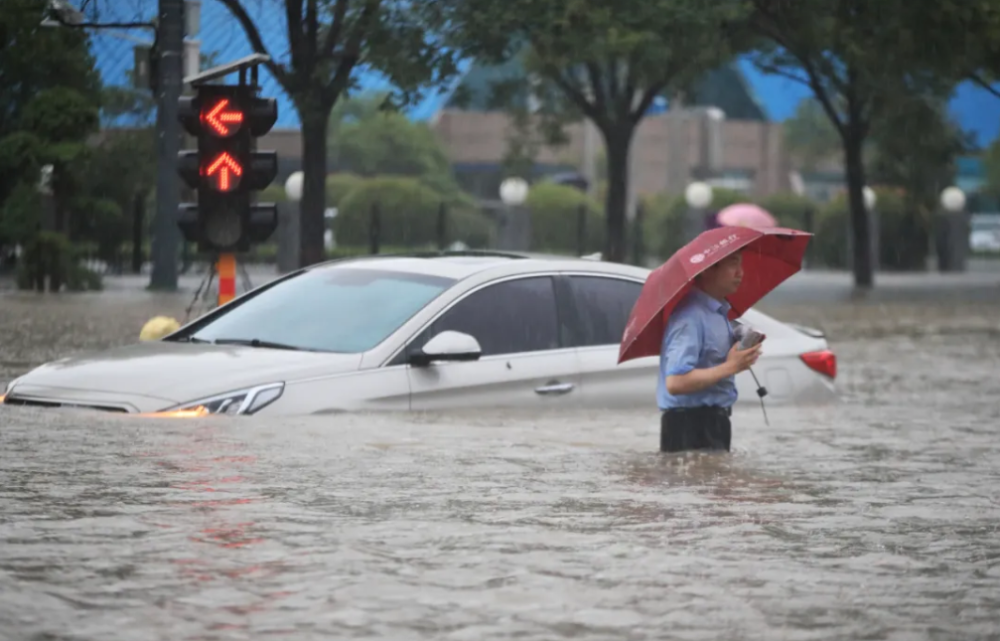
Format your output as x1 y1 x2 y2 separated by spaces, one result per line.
150 0 184 291
217 253 236 306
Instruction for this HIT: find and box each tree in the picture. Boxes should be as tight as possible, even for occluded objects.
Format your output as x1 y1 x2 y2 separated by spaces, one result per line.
0 0 101 242
328 93 461 198
910 1 1000 101
432 0 746 263
218 0 459 267
868 96 971 210
747 0 957 288
782 98 839 172
984 139 1000 201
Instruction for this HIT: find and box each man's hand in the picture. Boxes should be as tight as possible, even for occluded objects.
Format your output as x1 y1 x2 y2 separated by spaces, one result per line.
725 341 762 375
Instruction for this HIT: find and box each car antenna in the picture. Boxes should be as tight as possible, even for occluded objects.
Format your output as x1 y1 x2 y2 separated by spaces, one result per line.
749 368 769 426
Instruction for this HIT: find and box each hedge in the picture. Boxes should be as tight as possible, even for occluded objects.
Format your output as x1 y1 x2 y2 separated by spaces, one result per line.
333 176 492 248
326 173 367 207
814 188 930 271
525 182 604 254
642 187 747 260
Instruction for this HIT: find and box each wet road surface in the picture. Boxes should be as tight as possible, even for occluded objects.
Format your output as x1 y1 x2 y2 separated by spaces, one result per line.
1 271 1000 640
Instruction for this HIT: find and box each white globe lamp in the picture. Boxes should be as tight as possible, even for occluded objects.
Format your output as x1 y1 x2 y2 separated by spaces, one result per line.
685 181 713 209
863 186 877 211
499 177 529 206
284 171 304 202
940 186 966 213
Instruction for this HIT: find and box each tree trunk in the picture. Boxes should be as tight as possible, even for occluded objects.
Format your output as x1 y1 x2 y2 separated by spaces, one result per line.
299 110 329 267
601 128 634 263
843 130 873 288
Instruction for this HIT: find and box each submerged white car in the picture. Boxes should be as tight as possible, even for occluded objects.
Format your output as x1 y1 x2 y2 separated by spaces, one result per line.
1 252 838 416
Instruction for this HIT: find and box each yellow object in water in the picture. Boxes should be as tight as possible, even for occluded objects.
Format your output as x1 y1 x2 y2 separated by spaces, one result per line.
139 316 181 341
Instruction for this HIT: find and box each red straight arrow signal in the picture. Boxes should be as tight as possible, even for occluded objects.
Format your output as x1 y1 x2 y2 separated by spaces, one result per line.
203 152 243 191
202 98 244 137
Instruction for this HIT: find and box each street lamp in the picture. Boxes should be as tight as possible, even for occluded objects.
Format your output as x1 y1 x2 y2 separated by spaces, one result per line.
683 181 713 242
856 186 879 273
284 171 303 202
863 186 877 211
940 186 966 213
937 186 967 273
685 181 714 210
499 177 528 206
498 177 529 251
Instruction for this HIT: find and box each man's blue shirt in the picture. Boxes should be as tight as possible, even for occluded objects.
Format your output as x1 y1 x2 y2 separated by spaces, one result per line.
657 288 737 410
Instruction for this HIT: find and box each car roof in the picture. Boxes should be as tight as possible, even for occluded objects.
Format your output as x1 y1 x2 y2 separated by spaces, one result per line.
304 250 653 282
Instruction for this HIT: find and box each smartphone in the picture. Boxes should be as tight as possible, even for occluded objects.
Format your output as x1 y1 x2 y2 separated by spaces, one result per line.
739 328 765 350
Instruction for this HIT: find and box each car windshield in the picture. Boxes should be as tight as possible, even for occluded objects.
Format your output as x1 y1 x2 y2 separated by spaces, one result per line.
189 267 455 353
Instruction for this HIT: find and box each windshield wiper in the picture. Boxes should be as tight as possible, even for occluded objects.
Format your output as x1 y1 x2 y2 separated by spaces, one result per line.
211 338 307 351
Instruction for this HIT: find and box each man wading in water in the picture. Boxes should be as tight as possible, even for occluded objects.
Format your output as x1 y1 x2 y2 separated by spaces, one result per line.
657 252 762 453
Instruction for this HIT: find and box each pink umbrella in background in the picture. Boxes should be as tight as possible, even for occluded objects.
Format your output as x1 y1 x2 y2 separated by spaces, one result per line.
716 203 777 228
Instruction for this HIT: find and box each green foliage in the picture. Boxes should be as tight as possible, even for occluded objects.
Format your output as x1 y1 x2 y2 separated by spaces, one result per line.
812 188 930 271
325 173 367 207
985 140 1000 200
757 192 818 230
524 182 603 253
0 182 43 243
14 231 100 292
328 93 462 200
642 188 746 260
868 96 971 200
0 0 101 242
747 0 966 285
220 0 461 265
433 0 750 261
783 99 840 171
334 176 491 248
19 88 99 145
71 129 155 262
260 184 288 203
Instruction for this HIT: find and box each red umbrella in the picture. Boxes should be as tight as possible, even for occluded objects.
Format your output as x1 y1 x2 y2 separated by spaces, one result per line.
618 225 812 364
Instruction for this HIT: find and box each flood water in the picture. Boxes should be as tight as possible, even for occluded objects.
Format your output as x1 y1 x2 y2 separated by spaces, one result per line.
2 279 1000 640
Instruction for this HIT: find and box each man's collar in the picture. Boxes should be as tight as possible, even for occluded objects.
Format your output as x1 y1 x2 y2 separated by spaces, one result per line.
690 286 731 315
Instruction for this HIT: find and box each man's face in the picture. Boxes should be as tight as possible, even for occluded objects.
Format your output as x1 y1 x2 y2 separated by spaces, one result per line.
702 252 744 296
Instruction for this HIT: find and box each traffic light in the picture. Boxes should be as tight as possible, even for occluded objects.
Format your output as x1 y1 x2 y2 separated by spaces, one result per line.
177 84 279 253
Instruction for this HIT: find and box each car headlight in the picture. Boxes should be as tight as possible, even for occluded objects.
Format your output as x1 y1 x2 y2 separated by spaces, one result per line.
1 377 23 404
147 382 284 417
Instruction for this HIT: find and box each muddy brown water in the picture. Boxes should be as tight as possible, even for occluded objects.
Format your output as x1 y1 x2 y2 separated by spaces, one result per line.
2 280 999 640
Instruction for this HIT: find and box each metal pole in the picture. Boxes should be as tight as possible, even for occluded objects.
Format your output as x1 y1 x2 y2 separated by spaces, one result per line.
131 191 145 274
369 202 381 255
437 202 448 250
149 0 184 290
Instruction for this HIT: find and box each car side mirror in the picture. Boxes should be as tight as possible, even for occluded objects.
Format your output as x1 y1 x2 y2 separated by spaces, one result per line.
408 330 482 367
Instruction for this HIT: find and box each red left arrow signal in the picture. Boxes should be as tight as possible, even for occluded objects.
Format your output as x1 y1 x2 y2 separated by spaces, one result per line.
203 152 243 191
201 98 244 137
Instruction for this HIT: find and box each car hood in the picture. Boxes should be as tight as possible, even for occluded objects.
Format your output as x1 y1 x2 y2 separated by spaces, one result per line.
11 340 364 408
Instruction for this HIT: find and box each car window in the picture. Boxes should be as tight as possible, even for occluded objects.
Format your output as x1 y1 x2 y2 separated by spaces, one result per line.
568 275 643 347
416 276 562 357
189 267 455 353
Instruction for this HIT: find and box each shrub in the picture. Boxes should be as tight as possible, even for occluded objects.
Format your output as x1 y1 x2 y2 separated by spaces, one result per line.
812 188 930 271
643 187 746 260
15 232 101 292
524 182 603 254
334 176 492 248
757 192 818 231
326 172 367 207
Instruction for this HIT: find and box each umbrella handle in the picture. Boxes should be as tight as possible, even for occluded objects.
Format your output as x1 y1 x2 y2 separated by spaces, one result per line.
749 368 769 426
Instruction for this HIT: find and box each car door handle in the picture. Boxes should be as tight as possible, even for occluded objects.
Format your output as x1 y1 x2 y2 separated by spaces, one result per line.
535 381 575 396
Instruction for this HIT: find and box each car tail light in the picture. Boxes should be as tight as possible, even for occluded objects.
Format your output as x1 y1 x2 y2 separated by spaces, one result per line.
801 350 836 379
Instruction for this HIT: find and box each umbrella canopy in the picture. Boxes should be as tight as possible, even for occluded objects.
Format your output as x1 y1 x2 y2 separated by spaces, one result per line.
716 203 778 228
618 226 812 364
